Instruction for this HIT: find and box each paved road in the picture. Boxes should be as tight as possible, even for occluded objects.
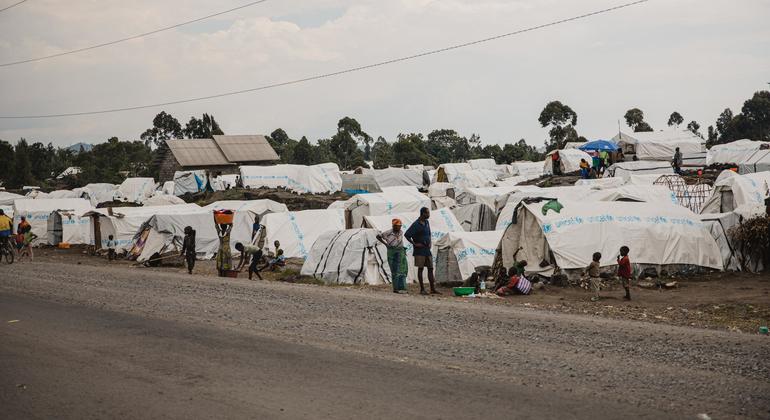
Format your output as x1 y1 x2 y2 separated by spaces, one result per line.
1 262 768 419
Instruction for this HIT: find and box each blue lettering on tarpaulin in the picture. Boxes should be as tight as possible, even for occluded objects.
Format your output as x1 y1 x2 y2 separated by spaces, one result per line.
617 215 642 223
439 209 457 231
542 223 553 234
586 214 614 224
287 214 307 257
645 216 668 224
457 247 496 262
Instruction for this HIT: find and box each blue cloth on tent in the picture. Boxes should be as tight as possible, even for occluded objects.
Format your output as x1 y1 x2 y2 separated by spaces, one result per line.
578 140 619 152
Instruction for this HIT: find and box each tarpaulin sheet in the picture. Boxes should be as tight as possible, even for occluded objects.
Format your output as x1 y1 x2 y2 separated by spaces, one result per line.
261 209 345 259
436 230 504 282
240 163 342 194
300 228 391 285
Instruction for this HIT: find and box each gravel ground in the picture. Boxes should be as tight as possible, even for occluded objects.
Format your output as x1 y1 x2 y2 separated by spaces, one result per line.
2 261 769 418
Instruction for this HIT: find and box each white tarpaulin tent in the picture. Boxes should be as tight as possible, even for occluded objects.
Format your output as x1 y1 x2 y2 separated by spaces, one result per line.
0 191 24 206
700 171 770 214
346 186 430 228
363 207 463 282
428 182 456 209
13 198 92 246
510 161 545 180
116 178 157 204
365 167 423 188
48 190 81 199
455 186 518 209
451 170 498 188
738 149 770 174
260 209 345 259
544 149 593 175
497 200 723 277
240 163 342 194
300 229 391 285
613 130 704 161
203 200 288 254
173 170 207 196
707 139 770 165
143 194 187 206
132 209 219 262
468 158 496 170
86 204 201 253
606 160 675 180
79 183 117 206
574 178 627 188
436 230 504 283
450 203 497 232
434 163 472 183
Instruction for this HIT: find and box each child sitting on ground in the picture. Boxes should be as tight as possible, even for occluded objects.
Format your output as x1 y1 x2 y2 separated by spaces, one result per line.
496 266 532 296
262 249 285 272
583 252 602 302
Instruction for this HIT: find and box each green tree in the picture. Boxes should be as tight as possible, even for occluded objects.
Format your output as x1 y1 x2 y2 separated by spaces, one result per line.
716 108 734 136
336 117 372 161
624 108 653 132
706 125 718 147
183 113 224 138
538 101 579 151
392 133 433 165
741 90 770 141
313 139 337 165
668 111 684 127
76 137 153 184
500 139 543 163
371 136 394 169
481 144 503 163
140 111 183 147
11 139 35 188
292 136 313 165
686 120 702 138
0 140 15 187
267 128 294 162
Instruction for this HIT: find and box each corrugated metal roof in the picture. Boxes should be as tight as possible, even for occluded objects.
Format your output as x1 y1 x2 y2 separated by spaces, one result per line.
213 135 279 162
166 139 230 167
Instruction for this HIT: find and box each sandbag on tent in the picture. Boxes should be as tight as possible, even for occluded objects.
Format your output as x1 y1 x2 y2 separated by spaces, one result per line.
363 207 463 282
450 203 497 232
345 186 430 228
613 129 704 161
365 167 423 189
260 209 345 259
606 160 675 180
79 183 117 206
86 204 201 253
738 149 770 174
496 199 723 279
510 161 545 180
435 230 504 284
203 200 289 254
173 171 207 196
544 149 592 175
707 139 770 166
240 163 342 194
700 171 770 214
13 198 92 246
115 178 157 204
130 209 219 262
341 172 382 195
300 229 391 285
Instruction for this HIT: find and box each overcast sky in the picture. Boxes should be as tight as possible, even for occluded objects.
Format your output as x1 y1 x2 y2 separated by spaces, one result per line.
0 0 768 149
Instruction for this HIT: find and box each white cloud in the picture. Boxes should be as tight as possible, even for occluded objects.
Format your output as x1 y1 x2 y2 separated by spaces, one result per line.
0 0 768 148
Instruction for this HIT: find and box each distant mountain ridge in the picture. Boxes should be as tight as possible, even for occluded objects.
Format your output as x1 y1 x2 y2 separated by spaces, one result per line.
67 142 93 154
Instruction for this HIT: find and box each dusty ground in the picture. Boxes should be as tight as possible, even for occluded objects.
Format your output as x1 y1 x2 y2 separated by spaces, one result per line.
2 260 769 419
27 247 770 335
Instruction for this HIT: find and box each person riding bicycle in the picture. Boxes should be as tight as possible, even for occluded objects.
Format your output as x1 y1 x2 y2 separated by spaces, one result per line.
0 209 14 250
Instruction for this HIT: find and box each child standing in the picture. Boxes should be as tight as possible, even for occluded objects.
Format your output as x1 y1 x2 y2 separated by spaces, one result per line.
181 226 196 275
617 246 632 300
585 252 602 302
106 235 116 261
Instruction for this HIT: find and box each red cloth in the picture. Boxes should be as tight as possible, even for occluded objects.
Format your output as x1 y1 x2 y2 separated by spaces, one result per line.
617 256 631 278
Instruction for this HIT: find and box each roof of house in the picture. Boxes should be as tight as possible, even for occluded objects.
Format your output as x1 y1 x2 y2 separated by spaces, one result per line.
166 135 278 167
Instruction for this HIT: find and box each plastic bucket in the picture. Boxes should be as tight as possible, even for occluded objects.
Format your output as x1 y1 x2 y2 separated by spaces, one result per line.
213 210 234 225
453 287 475 296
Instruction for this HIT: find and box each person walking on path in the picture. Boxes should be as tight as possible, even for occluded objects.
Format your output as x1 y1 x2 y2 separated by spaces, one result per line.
405 207 439 295
235 242 264 280
377 218 408 294
215 224 233 276
181 226 196 275
672 147 683 175
617 246 632 300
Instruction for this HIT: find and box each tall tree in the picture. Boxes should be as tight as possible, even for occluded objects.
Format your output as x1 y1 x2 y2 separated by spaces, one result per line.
336 117 372 161
140 111 183 147
371 136 394 169
0 140 15 187
624 108 653 132
706 125 718 147
741 90 770 141
183 113 224 138
292 136 313 165
11 139 34 188
392 133 433 165
267 128 292 162
686 120 702 138
538 101 578 151
668 111 684 127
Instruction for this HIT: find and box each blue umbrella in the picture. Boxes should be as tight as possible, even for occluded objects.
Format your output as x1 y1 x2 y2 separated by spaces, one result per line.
578 139 619 152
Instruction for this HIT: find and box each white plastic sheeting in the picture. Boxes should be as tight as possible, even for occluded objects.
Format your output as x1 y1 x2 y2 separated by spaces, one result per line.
574 178 626 188
346 186 430 228
300 229 391 285
613 130 704 161
203 200 289 254
162 181 175 196
260 209 345 259
468 158 497 170
116 178 157 204
450 203 497 232
0 191 24 206
493 176 528 187
434 163 472 183
240 163 342 194
707 139 770 165
363 207 463 282
366 167 423 188
144 194 187 206
87 204 201 253
510 161 545 180
700 171 770 214
436 230 504 283
173 171 207 196
543 149 593 175
79 183 117 206
48 190 81 199
134 210 219 262
738 149 770 175
455 186 519 209
13 198 92 246
497 200 723 276
606 160 675 180
428 182 456 209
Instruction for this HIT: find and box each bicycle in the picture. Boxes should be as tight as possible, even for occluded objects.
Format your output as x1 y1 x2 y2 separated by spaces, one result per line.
0 236 15 264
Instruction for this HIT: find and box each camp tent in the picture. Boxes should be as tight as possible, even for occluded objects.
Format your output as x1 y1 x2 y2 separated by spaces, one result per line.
115 178 157 204
56 166 82 179
450 203 497 232
260 209 345 259
434 163 473 183
0 205 12 219
543 149 593 175
700 171 770 214
455 186 519 209
510 161 545 180
707 139 770 166
737 149 770 174
428 182 456 209
203 200 288 254
0 191 24 206
363 207 463 282
130 209 219 262
327 200 349 210
606 160 675 180
345 186 430 228
79 183 117 206
468 158 496 170
300 229 391 285
574 177 627 188
613 129 705 162
48 190 81 199
435 230 504 283
496 199 722 279
365 167 423 189
85 204 201 253
240 163 342 194
13 198 92 246
143 194 187 206
173 170 208 196
341 172 382 195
